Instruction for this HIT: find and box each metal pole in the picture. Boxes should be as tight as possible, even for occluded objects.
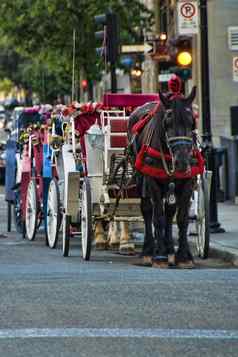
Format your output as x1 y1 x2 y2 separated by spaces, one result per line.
110 64 117 93
7 202 11 233
200 0 225 233
72 29 76 101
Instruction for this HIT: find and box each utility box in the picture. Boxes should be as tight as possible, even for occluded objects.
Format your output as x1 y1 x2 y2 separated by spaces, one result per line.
220 136 238 201
230 106 238 136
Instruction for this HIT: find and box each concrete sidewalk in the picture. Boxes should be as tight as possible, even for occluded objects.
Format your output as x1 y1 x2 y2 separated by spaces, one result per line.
209 202 238 265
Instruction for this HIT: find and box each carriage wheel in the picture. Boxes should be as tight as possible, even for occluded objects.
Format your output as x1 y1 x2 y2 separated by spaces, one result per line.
46 178 61 249
81 177 92 261
195 174 210 259
62 214 71 257
25 179 38 241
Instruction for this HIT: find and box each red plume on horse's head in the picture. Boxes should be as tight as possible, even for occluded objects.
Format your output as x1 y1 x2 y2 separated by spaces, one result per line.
168 74 182 94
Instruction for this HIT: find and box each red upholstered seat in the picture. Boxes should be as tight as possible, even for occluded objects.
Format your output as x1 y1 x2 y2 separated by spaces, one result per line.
110 119 128 133
110 136 128 148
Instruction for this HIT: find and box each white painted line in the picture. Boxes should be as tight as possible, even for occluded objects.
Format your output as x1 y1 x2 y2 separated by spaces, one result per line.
0 328 237 339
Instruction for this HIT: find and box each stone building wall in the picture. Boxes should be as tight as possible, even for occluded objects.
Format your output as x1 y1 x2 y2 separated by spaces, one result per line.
208 0 238 141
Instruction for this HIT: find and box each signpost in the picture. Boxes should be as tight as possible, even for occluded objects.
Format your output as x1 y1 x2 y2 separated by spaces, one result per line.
233 57 238 82
121 43 153 54
177 0 199 35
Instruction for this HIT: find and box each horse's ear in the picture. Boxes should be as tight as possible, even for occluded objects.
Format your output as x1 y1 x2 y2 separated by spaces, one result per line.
184 86 197 106
159 90 170 108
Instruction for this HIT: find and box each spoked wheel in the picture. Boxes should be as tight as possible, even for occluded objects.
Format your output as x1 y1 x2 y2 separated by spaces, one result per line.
46 178 61 249
195 174 210 259
81 177 92 261
62 214 71 257
25 179 38 241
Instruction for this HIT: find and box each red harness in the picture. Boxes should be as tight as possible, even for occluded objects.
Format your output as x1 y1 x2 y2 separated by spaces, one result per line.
131 99 205 179
135 144 205 179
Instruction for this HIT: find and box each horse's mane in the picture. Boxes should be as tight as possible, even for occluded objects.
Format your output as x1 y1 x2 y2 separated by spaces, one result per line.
128 101 165 149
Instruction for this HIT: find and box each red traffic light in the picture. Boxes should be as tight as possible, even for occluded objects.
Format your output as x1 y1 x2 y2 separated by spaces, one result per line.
81 79 88 89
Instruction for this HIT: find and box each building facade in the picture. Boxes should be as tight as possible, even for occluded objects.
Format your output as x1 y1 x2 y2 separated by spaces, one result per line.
141 0 238 199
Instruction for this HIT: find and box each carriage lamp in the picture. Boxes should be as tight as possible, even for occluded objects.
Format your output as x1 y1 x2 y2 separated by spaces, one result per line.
87 123 104 150
130 68 142 78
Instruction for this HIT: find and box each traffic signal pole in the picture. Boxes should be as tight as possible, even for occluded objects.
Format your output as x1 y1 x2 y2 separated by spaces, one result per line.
200 0 225 233
110 64 117 93
94 11 119 93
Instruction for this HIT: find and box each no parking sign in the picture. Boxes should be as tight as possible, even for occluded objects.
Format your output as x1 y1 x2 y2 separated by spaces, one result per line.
233 57 238 82
177 0 199 35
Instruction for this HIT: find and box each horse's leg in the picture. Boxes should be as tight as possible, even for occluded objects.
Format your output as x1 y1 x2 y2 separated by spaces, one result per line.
140 197 153 265
150 180 168 268
108 221 120 251
176 180 194 268
95 221 107 250
119 221 135 255
164 202 176 266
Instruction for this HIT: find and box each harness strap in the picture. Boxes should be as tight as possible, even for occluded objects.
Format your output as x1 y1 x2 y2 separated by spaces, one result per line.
131 101 161 135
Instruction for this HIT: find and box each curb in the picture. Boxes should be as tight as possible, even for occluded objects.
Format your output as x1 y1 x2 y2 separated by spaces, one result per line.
209 242 238 267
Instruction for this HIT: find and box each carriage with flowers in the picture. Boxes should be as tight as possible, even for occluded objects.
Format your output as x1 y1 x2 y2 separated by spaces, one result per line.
5 106 60 242
5 90 210 265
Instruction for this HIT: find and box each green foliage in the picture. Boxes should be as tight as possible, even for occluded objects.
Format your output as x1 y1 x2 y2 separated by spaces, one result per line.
0 0 153 102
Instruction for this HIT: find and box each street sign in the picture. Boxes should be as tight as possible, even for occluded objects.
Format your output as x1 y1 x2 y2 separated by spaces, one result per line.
177 0 199 35
121 43 153 54
158 73 173 82
233 57 238 82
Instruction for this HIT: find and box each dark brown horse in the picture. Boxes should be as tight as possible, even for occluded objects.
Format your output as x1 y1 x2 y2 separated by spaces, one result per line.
128 87 201 268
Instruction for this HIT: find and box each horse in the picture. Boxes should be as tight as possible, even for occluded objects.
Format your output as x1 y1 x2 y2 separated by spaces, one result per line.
127 87 203 268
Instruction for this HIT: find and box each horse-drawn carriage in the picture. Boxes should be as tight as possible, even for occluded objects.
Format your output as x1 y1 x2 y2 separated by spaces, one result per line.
5 106 58 241
86 92 210 263
5 90 211 266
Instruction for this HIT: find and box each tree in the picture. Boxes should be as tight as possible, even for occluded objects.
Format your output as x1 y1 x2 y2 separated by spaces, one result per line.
0 0 153 102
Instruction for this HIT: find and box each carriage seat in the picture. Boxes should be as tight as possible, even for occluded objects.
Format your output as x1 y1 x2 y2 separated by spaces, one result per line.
102 110 129 175
109 119 128 148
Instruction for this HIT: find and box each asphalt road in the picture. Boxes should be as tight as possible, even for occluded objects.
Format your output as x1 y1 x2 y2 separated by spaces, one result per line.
0 230 237 357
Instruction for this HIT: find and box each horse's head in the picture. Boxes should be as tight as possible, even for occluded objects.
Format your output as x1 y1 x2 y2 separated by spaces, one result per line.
159 86 197 173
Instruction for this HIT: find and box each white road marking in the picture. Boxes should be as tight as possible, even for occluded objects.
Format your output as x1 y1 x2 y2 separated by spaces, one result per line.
0 328 237 339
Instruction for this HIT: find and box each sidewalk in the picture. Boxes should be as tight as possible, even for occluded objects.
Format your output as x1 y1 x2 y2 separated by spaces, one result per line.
210 202 238 266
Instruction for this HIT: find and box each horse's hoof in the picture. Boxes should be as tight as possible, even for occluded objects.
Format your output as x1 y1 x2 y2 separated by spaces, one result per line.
152 260 168 269
108 242 120 251
142 256 152 266
95 242 108 251
177 260 195 269
168 254 176 267
152 256 168 269
119 243 135 256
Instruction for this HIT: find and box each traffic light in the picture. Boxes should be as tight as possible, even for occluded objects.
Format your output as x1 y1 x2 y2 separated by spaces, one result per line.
169 36 192 80
176 37 192 67
94 11 119 64
81 79 88 91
